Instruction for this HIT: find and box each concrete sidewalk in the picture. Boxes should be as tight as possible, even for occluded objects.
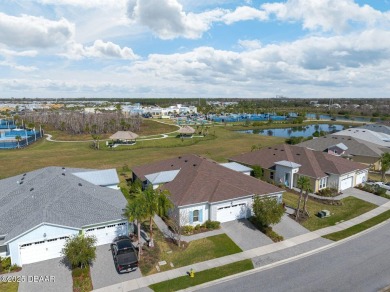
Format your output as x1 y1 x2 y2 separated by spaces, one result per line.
94 201 390 292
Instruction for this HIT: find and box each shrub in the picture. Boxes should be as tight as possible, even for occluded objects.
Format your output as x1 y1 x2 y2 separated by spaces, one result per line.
194 224 201 231
72 267 89 278
182 225 194 235
204 220 220 229
1 257 11 270
316 188 338 197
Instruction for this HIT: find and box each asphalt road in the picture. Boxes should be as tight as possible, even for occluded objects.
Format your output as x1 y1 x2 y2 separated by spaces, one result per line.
196 222 390 292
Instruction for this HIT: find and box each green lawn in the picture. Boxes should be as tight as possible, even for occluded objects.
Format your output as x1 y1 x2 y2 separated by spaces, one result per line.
283 192 377 231
323 210 390 241
0 124 284 179
149 259 253 292
0 282 18 292
142 233 242 275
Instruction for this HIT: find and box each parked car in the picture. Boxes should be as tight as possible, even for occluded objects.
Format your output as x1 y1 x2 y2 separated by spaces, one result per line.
374 182 390 191
110 235 138 273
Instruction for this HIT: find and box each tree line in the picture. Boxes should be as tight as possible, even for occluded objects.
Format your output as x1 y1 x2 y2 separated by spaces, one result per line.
20 111 142 135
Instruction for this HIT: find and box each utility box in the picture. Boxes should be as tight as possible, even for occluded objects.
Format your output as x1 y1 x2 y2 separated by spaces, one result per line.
317 210 330 218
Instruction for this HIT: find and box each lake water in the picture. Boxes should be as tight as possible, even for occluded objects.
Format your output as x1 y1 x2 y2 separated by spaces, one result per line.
237 124 347 138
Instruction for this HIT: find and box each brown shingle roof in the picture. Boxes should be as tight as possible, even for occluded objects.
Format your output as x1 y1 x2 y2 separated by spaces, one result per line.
131 154 283 206
230 144 367 179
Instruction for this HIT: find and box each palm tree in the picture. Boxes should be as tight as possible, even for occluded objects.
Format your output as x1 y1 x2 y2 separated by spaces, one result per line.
15 135 22 148
296 176 311 221
142 186 172 247
123 195 149 260
380 153 390 182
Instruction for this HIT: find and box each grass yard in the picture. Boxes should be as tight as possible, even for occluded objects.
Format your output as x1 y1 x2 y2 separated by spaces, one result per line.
283 192 377 231
142 233 242 275
323 210 390 241
149 259 253 292
0 282 18 292
0 124 284 179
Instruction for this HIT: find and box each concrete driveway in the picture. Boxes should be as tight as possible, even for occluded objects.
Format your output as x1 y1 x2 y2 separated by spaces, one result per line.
90 244 142 290
221 219 273 251
342 187 389 206
15 257 72 292
273 214 310 239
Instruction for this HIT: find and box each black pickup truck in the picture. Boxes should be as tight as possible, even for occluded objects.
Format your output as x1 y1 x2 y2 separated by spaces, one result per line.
111 235 138 273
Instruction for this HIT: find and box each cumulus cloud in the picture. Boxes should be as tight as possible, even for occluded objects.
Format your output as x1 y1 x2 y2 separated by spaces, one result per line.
261 0 389 33
126 0 269 39
64 40 139 60
0 61 37 72
0 12 74 48
0 49 38 57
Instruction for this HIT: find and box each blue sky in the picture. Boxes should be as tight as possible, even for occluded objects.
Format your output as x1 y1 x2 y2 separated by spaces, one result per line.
0 0 390 98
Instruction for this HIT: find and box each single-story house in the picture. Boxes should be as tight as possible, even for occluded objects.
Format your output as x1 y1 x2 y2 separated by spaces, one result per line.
0 167 128 266
359 123 390 135
131 154 283 225
333 128 390 147
297 135 390 171
230 144 369 193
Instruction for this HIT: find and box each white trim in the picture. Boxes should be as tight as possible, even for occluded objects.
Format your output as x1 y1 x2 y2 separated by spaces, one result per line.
4 222 81 244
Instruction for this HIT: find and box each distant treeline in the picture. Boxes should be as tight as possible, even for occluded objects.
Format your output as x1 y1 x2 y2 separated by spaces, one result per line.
21 111 142 135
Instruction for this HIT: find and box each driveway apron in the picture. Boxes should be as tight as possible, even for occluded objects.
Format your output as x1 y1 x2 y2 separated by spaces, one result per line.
221 219 273 251
90 244 142 290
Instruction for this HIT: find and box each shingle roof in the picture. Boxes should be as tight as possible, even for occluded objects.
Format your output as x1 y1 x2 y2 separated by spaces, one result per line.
333 129 390 146
230 144 367 179
0 167 127 244
360 124 390 135
132 154 282 206
297 135 388 157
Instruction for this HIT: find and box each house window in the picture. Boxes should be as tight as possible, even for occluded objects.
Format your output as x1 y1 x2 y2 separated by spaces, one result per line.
193 210 199 222
319 177 327 189
270 172 274 180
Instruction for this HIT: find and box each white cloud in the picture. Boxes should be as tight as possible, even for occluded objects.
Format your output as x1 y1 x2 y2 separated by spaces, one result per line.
126 0 269 39
0 61 37 72
0 12 74 48
64 40 139 60
0 49 38 57
238 39 262 50
262 0 389 33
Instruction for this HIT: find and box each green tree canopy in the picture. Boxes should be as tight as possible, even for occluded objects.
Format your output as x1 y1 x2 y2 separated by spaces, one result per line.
252 165 263 179
380 152 390 181
252 196 284 227
62 234 97 268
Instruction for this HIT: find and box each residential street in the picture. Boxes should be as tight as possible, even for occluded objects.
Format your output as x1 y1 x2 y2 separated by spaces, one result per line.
196 221 390 292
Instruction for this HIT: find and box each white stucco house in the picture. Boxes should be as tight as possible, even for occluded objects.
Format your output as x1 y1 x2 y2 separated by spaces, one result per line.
230 144 369 193
0 167 128 266
131 154 284 225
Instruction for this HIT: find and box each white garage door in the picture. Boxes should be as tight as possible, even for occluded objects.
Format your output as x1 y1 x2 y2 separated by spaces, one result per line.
216 203 247 223
340 177 353 190
85 222 127 245
356 172 366 185
20 236 69 265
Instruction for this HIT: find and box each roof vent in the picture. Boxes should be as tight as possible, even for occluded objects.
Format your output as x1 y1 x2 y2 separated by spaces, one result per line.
62 167 65 169
78 183 82 186
193 164 197 167
62 173 65 176
273 153 276 155
184 160 188 162
23 173 26 176
20 181 23 185
268 147 272 149
30 188 34 192
281 149 284 151
178 156 182 159
21 177 24 181
296 153 300 156
171 164 174 167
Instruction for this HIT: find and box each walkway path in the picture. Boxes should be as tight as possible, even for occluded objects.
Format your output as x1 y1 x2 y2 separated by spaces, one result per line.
94 200 390 292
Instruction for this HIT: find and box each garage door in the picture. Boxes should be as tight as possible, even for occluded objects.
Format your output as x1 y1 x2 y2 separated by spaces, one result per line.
356 172 366 185
216 203 247 223
85 222 127 245
20 236 70 265
340 177 353 190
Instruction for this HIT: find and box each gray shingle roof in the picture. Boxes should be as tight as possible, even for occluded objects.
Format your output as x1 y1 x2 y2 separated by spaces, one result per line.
297 135 387 157
0 167 127 244
359 124 390 135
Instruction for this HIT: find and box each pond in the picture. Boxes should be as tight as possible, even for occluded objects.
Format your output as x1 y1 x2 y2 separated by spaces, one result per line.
237 124 347 138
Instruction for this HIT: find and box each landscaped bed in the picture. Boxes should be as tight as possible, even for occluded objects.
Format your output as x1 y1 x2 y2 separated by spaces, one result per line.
323 210 390 241
140 232 242 276
149 259 254 292
0 282 18 292
283 192 377 231
72 266 93 292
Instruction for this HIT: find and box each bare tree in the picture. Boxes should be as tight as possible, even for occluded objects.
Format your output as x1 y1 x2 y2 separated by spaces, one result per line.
168 208 189 248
